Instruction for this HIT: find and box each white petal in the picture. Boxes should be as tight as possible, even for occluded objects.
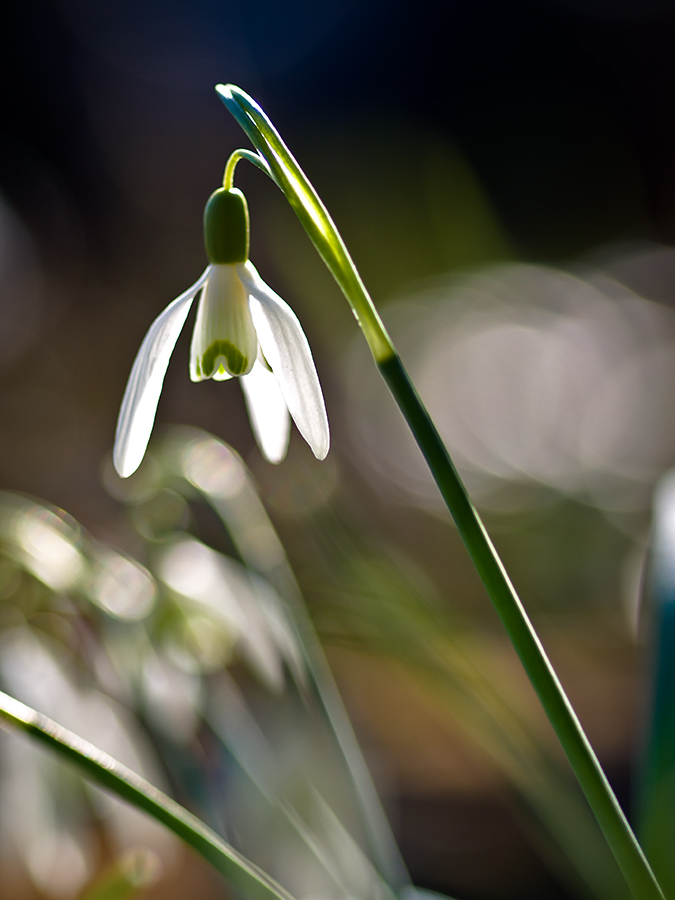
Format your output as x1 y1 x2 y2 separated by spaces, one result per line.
238 262 329 460
240 361 291 464
190 264 257 382
113 268 210 478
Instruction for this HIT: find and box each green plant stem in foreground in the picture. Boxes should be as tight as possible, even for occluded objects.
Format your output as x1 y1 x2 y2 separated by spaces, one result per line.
379 355 664 900
217 81 665 900
0 691 296 900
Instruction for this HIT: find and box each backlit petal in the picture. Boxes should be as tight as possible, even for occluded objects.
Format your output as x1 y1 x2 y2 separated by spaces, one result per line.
190 264 257 381
240 360 291 464
238 261 329 460
113 268 210 478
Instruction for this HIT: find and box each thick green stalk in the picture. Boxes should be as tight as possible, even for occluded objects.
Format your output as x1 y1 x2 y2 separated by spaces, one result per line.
637 473 675 897
379 356 664 900
0 691 296 900
638 593 675 897
216 83 666 900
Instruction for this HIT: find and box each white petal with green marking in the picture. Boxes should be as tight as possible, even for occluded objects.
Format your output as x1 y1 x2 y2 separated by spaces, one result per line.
190 264 257 382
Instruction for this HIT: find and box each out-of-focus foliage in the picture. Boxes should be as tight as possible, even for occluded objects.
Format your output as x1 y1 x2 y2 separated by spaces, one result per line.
637 469 675 899
0 429 405 900
0 426 643 900
78 849 161 900
346 251 675 532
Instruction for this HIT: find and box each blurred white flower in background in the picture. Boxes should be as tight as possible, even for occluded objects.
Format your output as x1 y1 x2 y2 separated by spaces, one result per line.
0 629 176 898
347 246 675 524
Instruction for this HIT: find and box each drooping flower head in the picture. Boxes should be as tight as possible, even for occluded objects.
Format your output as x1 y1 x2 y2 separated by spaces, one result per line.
113 185 329 478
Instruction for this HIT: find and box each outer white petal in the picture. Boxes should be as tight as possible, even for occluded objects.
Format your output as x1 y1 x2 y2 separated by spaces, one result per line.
240 360 291 464
238 262 329 460
113 268 210 478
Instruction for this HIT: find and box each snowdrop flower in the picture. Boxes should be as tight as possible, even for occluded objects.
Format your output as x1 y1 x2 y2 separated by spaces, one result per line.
113 187 329 477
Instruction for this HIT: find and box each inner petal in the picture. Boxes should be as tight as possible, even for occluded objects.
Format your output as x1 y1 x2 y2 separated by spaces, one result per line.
190 264 257 382
202 340 248 377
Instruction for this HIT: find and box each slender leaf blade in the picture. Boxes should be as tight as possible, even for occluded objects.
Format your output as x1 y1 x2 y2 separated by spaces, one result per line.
0 690 297 900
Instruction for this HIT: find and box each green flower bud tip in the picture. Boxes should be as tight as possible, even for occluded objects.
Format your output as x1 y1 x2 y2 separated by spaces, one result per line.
203 188 250 264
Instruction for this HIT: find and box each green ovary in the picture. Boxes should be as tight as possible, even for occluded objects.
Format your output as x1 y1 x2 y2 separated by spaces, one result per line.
201 340 248 377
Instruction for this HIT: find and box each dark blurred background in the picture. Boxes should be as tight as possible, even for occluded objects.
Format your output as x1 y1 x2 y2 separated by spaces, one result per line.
3 0 675 508
4 1 675 898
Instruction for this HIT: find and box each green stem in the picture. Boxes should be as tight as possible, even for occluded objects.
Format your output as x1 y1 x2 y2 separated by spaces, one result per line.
223 149 274 189
216 84 394 363
0 690 296 900
216 83 666 900
379 356 664 900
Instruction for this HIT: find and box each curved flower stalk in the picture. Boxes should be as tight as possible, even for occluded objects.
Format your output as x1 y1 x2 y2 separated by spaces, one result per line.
113 186 329 478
